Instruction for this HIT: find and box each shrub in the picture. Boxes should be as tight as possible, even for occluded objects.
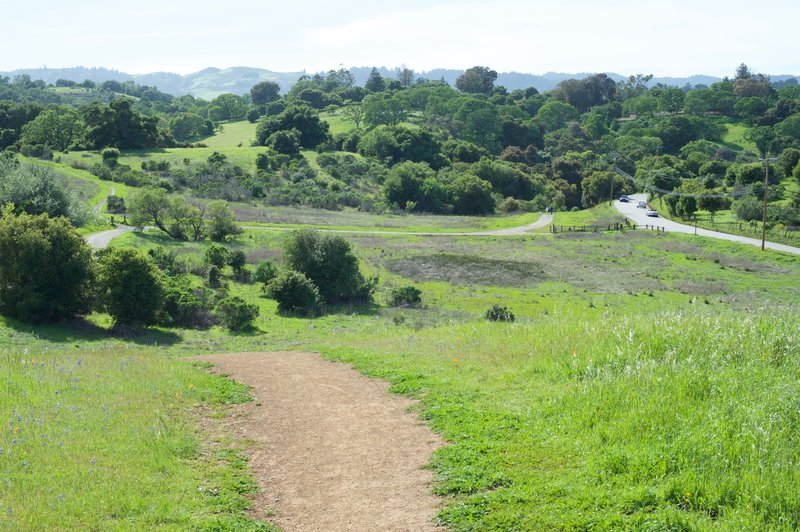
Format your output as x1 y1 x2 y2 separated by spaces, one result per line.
253 259 278 284
207 265 222 288
227 249 246 272
204 244 229 269
732 195 762 222
283 229 376 305
484 304 515 322
0 157 89 226
215 296 259 331
161 276 215 328
0 210 94 322
96 248 163 326
206 200 242 241
388 285 422 307
106 195 126 215
266 270 322 316
147 246 177 275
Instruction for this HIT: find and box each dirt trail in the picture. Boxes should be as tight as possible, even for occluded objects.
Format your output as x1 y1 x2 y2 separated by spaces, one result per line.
194 352 445 532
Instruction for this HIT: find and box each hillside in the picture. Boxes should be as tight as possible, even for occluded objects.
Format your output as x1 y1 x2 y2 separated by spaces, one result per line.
5 65 798 98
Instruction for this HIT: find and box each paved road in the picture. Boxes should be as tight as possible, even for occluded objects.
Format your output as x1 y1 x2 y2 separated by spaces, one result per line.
85 224 136 249
615 194 800 256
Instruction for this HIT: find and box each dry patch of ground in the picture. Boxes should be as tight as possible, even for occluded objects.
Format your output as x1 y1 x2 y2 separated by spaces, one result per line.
194 351 445 531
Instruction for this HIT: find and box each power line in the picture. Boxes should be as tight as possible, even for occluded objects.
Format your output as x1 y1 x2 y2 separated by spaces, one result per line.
610 152 753 199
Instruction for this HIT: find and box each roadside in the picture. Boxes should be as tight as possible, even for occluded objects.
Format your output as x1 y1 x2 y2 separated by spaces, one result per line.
615 193 800 256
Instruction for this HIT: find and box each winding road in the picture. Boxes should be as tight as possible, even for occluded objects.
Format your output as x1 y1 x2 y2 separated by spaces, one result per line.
615 193 800 256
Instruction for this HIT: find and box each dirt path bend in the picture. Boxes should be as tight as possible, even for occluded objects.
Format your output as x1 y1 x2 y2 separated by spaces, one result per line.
194 352 445 532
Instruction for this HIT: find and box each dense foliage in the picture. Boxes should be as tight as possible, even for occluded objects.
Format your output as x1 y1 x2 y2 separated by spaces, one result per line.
0 211 94 322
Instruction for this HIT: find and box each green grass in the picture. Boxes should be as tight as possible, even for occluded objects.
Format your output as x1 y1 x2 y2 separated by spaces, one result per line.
199 120 258 148
58 147 265 174
3 217 800 528
722 122 757 153
0 347 272 530
546 203 627 232
320 111 356 136
321 307 800 529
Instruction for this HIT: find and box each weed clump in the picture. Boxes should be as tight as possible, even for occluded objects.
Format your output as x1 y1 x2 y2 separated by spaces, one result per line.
388 285 422 307
484 304 515 322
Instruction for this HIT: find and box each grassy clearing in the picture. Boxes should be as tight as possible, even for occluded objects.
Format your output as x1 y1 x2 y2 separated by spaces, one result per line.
0 347 271 530
199 120 258 148
320 111 355 136
228 203 544 232
545 203 627 232
58 147 265 174
722 122 757 152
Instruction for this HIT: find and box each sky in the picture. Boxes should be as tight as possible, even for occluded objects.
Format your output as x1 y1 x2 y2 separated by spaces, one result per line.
2 0 798 77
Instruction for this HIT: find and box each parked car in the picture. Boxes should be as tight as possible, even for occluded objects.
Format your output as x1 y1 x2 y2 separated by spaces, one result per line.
619 195 629 202
637 200 647 208
646 209 659 217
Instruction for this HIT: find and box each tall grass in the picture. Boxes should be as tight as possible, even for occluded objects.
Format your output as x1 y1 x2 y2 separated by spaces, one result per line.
325 306 800 529
0 348 270 530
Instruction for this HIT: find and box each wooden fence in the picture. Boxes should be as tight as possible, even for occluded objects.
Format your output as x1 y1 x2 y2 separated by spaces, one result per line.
550 222 665 234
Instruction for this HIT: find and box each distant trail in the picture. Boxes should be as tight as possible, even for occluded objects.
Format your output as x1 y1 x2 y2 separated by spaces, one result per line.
83 213 554 248
92 186 115 216
615 194 800 256
241 212 554 237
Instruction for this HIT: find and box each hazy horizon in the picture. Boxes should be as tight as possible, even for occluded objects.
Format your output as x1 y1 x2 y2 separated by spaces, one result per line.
3 0 799 78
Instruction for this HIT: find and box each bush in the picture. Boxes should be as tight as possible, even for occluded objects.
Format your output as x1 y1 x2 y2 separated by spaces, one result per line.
0 211 94 322
147 246 177 275
161 276 215 328
207 265 223 288
215 296 259 331
732 195 763 222
253 259 278 284
283 229 376 305
227 249 246 272
266 270 323 316
204 244 229 268
96 248 163 326
484 304 515 322
106 195 126 215
0 157 89 226
388 285 422 307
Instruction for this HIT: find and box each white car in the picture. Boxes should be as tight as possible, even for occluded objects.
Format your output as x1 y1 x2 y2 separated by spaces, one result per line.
637 200 647 208
646 209 659 217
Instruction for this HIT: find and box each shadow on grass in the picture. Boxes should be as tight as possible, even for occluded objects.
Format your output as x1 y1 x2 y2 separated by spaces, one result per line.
3 316 182 347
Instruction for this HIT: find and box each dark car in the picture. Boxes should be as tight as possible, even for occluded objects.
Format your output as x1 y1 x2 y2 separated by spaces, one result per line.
619 195 629 202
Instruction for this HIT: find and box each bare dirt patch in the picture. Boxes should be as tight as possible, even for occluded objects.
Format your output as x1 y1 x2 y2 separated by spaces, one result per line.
194 351 445 531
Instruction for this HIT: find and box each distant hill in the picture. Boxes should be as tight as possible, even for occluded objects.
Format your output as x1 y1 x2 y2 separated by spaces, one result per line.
2 66 798 99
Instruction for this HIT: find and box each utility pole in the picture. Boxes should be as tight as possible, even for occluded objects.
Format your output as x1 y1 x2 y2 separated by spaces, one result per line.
760 157 777 251
609 154 617 205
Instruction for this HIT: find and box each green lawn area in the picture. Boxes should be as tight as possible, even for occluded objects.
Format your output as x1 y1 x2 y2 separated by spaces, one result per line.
320 110 355 135
199 120 258 148
545 203 627 232
722 121 757 152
